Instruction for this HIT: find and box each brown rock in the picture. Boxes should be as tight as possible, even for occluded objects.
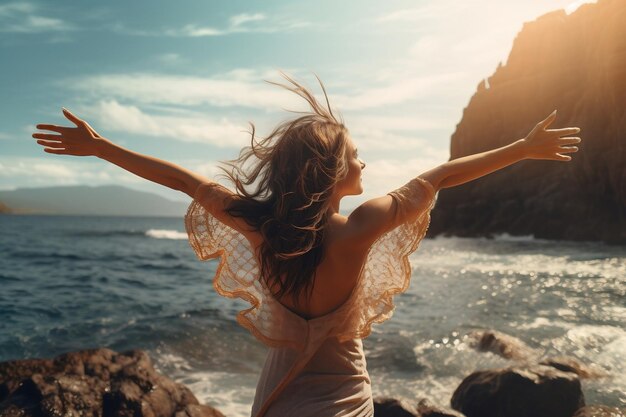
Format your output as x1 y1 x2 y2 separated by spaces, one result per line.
467 330 538 361
416 398 465 417
0 348 223 417
427 0 626 244
540 356 607 379
450 364 584 417
374 397 417 417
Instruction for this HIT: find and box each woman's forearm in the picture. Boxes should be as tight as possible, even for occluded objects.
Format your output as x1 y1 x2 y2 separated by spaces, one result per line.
421 112 581 191
437 138 528 189
95 138 206 196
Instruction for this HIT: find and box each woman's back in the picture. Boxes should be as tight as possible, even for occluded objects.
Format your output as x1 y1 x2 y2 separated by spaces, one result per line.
264 213 371 321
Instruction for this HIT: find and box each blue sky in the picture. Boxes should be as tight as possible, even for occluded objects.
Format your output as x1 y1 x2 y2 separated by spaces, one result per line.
0 0 595 207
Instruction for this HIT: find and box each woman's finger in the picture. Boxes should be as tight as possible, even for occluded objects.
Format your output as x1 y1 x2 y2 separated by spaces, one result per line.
558 146 579 153
35 124 67 133
558 137 582 145
539 110 557 128
549 127 581 136
36 140 65 148
43 147 66 154
62 108 84 127
32 133 63 140
554 153 572 161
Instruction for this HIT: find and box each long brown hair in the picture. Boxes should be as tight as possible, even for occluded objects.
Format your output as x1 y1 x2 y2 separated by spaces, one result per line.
220 73 349 307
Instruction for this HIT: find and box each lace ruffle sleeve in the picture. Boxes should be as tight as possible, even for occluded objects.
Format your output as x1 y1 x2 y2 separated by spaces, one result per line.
184 188 308 351
334 177 437 342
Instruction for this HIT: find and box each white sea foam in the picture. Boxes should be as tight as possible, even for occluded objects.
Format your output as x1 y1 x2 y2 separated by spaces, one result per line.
178 370 255 417
151 349 255 417
145 229 188 240
492 233 537 242
515 317 571 330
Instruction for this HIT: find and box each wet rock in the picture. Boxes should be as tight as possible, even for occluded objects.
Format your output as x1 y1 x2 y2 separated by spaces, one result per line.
427 0 626 244
573 405 626 417
0 348 224 417
374 397 417 417
416 398 465 417
540 356 607 379
467 330 538 361
451 364 584 417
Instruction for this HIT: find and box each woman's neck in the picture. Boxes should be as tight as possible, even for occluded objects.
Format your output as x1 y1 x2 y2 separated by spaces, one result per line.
328 193 342 215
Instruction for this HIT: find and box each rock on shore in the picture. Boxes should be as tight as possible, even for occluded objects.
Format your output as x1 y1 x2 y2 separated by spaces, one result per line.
1 340 622 417
427 0 626 244
0 348 224 417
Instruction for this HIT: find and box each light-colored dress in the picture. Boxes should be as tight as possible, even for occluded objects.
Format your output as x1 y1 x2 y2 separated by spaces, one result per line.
185 177 437 417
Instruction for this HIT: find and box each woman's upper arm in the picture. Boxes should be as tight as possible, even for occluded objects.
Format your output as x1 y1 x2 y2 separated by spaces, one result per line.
345 176 437 248
192 182 258 240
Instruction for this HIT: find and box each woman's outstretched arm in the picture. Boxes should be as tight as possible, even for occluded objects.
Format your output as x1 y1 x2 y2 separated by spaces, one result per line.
32 108 208 199
346 110 581 248
419 110 581 191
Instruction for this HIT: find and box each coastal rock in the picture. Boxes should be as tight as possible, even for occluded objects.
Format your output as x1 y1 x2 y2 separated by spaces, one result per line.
540 356 607 379
467 330 538 361
450 364 584 417
573 405 626 417
374 397 417 416
416 398 465 417
427 0 626 244
0 348 224 417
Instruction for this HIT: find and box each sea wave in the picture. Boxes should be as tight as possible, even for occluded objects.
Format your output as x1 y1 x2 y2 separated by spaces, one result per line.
68 230 147 238
145 229 188 240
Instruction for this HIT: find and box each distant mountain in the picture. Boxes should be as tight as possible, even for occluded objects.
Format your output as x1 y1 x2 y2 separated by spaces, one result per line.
0 185 190 217
428 0 626 245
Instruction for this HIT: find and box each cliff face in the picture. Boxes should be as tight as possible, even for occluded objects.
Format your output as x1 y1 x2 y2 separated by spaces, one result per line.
428 0 626 244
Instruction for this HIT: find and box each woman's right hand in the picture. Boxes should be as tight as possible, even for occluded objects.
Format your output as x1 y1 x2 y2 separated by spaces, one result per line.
32 108 108 157
521 110 582 162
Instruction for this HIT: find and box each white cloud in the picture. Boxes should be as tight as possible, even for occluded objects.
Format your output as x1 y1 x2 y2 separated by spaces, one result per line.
66 69 465 115
132 12 308 38
0 156 178 186
172 24 222 37
61 69 462 154
360 155 447 197
77 100 250 147
334 72 465 111
346 114 449 133
0 158 77 180
0 3 34 16
0 2 74 33
377 3 472 23
156 53 183 64
66 71 305 110
0 132 12 140
230 13 265 28
0 156 228 202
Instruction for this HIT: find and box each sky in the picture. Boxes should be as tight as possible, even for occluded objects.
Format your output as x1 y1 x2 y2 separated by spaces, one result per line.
0 0 597 208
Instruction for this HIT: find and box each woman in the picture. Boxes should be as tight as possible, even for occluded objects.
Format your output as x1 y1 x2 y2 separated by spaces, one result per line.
32 75 581 416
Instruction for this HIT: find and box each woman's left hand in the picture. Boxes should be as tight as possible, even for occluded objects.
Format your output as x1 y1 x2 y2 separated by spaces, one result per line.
521 110 582 162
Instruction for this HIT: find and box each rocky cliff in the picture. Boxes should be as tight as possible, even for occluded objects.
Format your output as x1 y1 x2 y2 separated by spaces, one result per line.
428 0 626 244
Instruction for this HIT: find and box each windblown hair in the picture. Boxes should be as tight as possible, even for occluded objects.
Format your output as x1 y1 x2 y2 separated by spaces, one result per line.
220 73 349 308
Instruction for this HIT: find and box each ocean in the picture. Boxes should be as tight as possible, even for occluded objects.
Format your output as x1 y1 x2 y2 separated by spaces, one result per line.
0 214 624 416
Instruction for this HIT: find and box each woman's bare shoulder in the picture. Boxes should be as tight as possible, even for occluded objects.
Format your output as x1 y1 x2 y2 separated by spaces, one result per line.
193 182 263 248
